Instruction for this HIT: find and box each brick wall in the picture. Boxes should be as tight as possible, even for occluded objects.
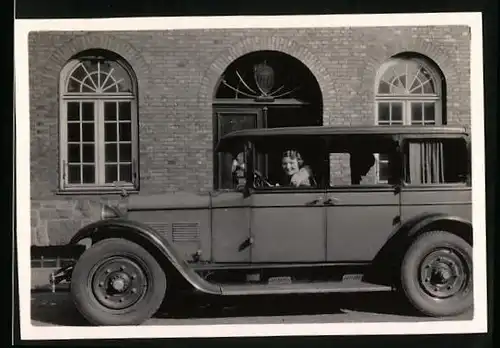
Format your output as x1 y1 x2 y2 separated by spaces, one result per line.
28 26 471 245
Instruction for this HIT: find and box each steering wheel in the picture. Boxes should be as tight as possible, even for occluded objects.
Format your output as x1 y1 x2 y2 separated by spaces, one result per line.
253 170 273 187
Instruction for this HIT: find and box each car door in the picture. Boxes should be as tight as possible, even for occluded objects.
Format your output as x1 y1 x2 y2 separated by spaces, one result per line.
324 140 401 262
325 186 401 262
249 187 327 263
247 138 328 263
211 191 252 263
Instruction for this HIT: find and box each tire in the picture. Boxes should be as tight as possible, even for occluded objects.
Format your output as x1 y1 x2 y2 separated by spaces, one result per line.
400 230 473 317
70 238 167 326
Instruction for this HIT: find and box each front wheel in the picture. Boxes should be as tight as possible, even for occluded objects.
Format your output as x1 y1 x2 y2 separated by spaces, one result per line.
71 238 167 326
400 230 473 317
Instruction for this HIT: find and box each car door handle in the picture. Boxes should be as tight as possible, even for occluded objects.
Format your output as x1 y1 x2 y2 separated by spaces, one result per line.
305 197 324 206
324 197 340 205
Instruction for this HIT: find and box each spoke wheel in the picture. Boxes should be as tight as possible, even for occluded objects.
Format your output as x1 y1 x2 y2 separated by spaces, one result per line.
71 238 167 326
400 230 473 317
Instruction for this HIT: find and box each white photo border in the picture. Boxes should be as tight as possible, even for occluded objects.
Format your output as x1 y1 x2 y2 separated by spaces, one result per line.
15 12 488 340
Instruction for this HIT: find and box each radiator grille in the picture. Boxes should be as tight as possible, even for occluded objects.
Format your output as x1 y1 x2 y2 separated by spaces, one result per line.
172 222 200 243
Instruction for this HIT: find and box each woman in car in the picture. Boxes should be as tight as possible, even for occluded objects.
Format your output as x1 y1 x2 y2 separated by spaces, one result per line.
280 149 316 187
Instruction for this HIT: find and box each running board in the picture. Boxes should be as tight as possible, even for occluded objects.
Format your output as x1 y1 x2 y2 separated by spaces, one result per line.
219 280 392 296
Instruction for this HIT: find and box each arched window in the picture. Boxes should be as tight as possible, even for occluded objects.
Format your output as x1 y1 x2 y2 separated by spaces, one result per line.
59 51 139 192
374 54 445 183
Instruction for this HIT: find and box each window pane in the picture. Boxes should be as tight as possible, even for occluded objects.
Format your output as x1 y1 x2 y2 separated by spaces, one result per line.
99 65 107 87
81 102 94 121
119 102 131 120
83 60 99 74
219 114 257 138
89 72 99 90
119 164 132 182
82 144 95 163
378 81 390 93
411 103 423 123
105 123 117 141
119 123 131 141
68 123 80 142
399 75 406 88
81 79 94 93
378 103 390 122
105 102 117 121
423 79 435 94
68 144 80 163
392 103 403 122
379 162 390 181
82 123 94 142
424 103 435 121
114 65 133 93
105 144 118 162
119 143 132 162
82 165 95 184
67 79 80 93
67 102 80 121
105 165 118 183
71 65 86 80
68 165 81 184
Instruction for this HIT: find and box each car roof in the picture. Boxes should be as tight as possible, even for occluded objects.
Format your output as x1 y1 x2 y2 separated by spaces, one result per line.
215 125 469 152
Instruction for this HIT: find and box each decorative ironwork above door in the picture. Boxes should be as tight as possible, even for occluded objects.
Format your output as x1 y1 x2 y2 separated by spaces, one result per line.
220 60 299 102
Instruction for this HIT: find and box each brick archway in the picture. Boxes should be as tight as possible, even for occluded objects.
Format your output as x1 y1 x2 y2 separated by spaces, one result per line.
350 36 469 125
198 36 334 125
362 37 456 86
37 32 150 105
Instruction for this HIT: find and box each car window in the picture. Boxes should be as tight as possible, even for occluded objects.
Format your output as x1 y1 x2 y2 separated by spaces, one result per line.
328 150 398 187
252 137 323 190
403 138 469 185
328 136 399 187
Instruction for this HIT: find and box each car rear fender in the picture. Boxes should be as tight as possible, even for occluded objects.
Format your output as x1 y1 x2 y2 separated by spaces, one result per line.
405 214 472 245
69 219 222 295
365 212 473 286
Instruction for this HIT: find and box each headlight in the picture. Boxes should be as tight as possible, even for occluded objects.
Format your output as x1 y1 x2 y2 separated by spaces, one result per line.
100 204 120 220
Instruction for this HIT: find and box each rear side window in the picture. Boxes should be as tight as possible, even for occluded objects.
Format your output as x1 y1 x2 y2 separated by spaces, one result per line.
328 150 399 187
404 138 469 185
328 136 400 187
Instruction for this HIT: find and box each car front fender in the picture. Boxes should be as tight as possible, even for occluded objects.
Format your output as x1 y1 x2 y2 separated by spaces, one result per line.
68 218 222 295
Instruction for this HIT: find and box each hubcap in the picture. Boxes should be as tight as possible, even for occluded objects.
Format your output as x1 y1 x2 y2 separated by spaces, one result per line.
419 248 469 299
92 257 148 310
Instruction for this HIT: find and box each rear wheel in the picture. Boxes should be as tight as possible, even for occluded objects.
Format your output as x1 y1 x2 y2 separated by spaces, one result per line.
71 238 167 326
400 230 473 317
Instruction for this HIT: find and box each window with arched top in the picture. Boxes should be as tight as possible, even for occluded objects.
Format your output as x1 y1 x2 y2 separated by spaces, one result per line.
59 52 139 192
374 55 445 183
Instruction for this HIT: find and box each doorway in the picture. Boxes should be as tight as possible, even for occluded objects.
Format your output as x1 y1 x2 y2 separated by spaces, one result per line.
213 50 323 190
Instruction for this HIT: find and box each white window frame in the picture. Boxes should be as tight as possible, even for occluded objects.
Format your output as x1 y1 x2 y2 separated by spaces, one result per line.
59 58 139 193
374 56 444 184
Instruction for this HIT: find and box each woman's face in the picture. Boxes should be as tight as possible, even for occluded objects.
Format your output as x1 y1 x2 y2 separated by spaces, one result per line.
282 156 299 176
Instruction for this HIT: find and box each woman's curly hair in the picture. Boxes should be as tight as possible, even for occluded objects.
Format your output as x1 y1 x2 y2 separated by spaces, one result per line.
281 149 304 167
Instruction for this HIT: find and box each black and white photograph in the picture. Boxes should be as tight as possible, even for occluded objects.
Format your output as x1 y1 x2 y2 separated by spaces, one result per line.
14 12 488 340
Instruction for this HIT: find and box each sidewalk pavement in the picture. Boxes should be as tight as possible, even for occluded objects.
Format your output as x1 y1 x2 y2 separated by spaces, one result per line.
31 268 70 292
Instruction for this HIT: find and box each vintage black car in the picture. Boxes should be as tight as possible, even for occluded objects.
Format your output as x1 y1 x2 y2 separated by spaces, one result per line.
50 125 473 326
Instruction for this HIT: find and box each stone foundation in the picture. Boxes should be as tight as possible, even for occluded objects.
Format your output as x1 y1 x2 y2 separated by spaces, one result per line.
31 197 122 246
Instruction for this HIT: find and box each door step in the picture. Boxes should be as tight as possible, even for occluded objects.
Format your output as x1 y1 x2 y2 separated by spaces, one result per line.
219 279 392 296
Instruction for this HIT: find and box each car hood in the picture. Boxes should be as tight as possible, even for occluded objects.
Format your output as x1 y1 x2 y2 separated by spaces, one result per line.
126 192 211 211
